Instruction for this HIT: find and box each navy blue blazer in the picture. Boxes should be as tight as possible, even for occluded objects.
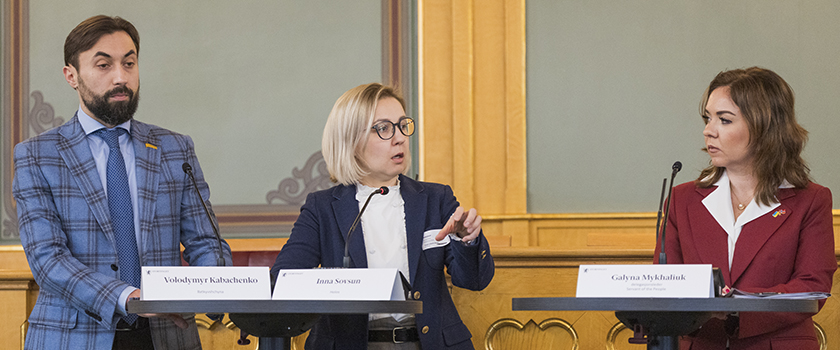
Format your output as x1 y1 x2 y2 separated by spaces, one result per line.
271 175 494 349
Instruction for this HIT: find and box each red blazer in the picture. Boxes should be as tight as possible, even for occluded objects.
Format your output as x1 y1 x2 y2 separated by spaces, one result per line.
654 181 836 350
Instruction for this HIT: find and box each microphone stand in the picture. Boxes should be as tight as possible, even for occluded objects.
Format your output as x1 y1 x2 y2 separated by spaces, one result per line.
658 161 682 265
654 178 667 264
343 187 388 268
182 162 225 266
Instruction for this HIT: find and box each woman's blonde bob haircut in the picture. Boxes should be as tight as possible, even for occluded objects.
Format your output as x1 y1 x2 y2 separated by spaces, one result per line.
322 83 409 185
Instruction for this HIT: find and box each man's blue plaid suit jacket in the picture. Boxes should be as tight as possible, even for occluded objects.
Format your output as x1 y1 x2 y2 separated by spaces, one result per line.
14 115 231 349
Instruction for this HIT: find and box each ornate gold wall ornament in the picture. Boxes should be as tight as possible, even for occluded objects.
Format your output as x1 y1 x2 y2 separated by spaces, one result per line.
815 321 827 350
485 318 579 350
606 322 631 350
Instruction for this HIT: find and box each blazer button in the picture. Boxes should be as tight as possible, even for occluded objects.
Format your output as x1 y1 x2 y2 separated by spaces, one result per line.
422 326 429 334
111 264 118 271
413 291 420 300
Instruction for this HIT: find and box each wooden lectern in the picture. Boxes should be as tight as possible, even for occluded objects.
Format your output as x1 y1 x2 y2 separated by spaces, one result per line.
129 299 422 350
512 297 818 350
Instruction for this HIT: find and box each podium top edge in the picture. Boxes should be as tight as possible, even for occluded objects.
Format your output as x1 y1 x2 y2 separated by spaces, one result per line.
128 299 423 314
511 297 818 313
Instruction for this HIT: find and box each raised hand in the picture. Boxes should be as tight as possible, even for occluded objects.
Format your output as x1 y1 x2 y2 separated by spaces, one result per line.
435 207 482 242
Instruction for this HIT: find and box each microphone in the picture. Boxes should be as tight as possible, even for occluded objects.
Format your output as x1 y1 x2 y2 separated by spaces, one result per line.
658 161 682 264
182 162 225 266
343 186 389 268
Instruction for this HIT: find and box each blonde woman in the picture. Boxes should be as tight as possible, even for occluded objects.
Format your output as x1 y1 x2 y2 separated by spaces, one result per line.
272 83 494 349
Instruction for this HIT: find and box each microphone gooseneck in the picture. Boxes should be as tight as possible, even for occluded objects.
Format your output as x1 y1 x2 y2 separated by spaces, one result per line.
654 177 667 260
658 161 682 264
343 186 389 268
182 162 226 266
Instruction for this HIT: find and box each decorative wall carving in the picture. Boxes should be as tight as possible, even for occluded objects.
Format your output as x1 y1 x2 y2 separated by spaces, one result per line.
1 218 17 240
604 320 829 349
28 91 63 134
484 318 579 350
1 91 63 240
265 151 333 206
815 322 827 350
606 322 633 350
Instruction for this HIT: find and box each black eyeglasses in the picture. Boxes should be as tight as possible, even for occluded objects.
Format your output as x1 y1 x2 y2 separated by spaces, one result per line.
371 117 415 140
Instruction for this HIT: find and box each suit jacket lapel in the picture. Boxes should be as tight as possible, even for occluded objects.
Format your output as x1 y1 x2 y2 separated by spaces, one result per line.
400 176 427 286
688 186 732 283
729 189 795 285
129 121 161 254
333 185 368 268
56 115 114 241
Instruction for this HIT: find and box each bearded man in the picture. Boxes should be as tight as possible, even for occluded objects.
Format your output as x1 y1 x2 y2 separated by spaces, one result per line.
13 15 231 350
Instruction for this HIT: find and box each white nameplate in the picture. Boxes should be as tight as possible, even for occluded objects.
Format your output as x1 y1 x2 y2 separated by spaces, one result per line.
141 266 271 300
576 264 714 298
273 268 406 301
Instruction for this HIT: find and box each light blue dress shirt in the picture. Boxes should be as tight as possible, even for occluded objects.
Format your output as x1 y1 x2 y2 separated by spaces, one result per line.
77 108 138 316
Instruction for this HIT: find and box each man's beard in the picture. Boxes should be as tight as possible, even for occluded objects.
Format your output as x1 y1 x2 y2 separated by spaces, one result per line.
78 78 140 126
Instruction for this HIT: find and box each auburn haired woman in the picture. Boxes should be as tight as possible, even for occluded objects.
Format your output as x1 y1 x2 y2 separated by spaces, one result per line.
655 67 835 350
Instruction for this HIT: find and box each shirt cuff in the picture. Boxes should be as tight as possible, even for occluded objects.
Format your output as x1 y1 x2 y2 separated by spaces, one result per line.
448 233 478 246
117 286 138 316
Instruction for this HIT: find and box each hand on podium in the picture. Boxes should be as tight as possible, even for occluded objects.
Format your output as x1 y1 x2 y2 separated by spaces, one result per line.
436 207 482 244
128 289 189 329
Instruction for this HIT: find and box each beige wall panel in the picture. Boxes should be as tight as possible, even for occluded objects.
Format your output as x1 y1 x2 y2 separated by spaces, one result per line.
472 0 507 214
419 0 527 213
812 272 840 347
419 0 455 186
480 221 504 245
450 0 476 207
535 222 657 250
502 0 528 216
0 289 26 349
0 247 29 270
0 272 36 350
501 219 527 247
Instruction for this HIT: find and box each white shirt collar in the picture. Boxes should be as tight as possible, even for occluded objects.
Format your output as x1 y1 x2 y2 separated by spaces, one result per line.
701 170 788 268
356 181 402 204
702 171 785 230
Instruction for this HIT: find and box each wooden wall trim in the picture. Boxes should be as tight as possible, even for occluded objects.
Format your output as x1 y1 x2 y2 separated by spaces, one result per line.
418 0 527 213
481 211 840 249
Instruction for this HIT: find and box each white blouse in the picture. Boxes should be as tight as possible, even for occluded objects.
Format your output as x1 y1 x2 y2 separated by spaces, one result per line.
701 171 792 269
356 182 411 321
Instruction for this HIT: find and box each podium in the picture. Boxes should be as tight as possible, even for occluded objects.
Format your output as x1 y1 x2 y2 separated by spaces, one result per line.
512 297 818 350
128 299 422 349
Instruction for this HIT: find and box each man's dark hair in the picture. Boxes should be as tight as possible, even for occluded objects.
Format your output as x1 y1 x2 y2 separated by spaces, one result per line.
64 15 139 68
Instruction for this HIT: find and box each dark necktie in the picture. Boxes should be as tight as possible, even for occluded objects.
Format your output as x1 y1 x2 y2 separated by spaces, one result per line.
95 128 140 325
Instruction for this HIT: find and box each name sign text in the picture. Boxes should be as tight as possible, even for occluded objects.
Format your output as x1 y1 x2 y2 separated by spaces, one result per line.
576 264 713 298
